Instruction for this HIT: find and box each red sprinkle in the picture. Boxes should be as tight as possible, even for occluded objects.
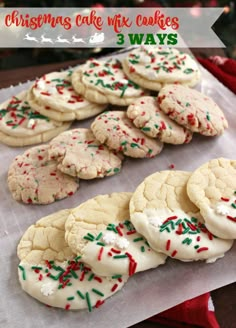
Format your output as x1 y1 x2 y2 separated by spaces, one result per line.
171 250 177 257
98 247 104 261
38 155 43 160
197 247 209 253
94 276 103 283
65 304 70 310
40 92 50 96
111 284 118 292
221 197 230 202
38 274 43 281
126 230 136 235
166 239 171 251
116 226 123 236
169 164 175 169
163 216 178 224
79 271 85 281
95 300 105 308
107 252 113 257
111 248 121 254
197 236 201 242
68 191 74 196
226 215 236 222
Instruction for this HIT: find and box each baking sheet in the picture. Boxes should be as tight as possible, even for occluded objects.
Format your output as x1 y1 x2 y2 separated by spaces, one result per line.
0 52 236 328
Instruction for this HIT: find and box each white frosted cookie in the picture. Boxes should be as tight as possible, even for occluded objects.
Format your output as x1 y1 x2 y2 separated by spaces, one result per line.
8 145 79 204
91 111 163 158
187 158 236 239
122 47 201 91
18 209 127 311
158 84 228 136
0 91 71 147
65 192 166 277
28 71 106 122
130 171 233 262
48 128 123 179
71 58 149 106
127 96 192 144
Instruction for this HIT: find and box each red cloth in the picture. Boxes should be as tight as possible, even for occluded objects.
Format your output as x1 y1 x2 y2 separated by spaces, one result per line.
147 292 220 328
197 56 236 95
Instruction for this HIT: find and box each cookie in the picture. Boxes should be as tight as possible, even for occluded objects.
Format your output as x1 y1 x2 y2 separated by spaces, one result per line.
18 209 127 311
65 192 166 277
48 128 123 179
8 145 79 204
28 71 106 122
0 91 71 147
71 58 149 106
127 96 192 144
158 84 228 136
130 170 233 262
91 111 163 158
122 47 201 91
187 158 236 239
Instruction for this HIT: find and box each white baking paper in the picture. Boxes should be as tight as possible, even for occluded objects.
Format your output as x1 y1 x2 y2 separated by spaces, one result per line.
0 52 236 328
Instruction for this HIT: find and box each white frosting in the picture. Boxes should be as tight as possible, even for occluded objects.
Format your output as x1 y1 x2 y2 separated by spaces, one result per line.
82 221 166 276
40 282 55 296
27 119 35 129
131 208 233 262
37 80 46 90
215 204 229 216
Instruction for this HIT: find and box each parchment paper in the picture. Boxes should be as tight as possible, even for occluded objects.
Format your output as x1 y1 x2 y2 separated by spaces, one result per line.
0 52 236 328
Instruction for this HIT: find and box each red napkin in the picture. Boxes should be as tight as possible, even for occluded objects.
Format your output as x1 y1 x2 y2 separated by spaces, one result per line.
197 56 236 95
147 292 220 328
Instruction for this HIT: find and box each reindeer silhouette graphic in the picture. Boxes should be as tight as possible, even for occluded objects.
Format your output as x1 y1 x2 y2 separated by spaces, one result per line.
41 34 54 44
55 35 71 44
23 33 39 43
72 35 85 43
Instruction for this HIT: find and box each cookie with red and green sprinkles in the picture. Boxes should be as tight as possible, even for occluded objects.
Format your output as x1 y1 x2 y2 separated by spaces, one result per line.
122 47 201 91
0 91 71 147
8 144 79 205
158 84 228 136
48 128 123 180
71 58 149 106
187 158 236 239
65 192 166 277
127 96 193 144
130 170 233 262
18 209 127 311
28 70 106 122
91 111 163 158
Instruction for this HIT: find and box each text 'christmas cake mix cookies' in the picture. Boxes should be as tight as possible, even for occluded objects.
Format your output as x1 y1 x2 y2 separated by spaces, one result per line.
127 96 192 144
71 58 149 106
65 192 166 277
130 171 233 262
158 84 228 136
91 111 163 158
17 210 127 311
48 128 123 180
122 47 201 91
8 145 79 204
0 91 71 147
27 70 106 122
187 158 236 239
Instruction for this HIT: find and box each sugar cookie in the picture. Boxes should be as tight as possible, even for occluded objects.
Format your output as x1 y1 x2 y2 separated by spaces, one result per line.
127 96 192 144
8 145 79 204
130 170 233 262
91 111 163 158
158 84 228 136
187 158 236 239
122 47 201 91
48 128 123 179
18 210 127 311
65 193 166 277
71 58 149 106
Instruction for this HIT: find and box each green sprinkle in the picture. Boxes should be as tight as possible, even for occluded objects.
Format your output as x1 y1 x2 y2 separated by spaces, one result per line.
191 217 198 223
130 143 140 148
189 230 199 235
182 238 192 245
145 241 150 247
77 290 85 300
83 236 94 242
175 219 182 226
92 288 104 297
67 296 75 301
87 233 95 240
183 68 194 74
113 168 120 173
112 274 122 279
133 237 144 242
206 113 210 121
186 102 190 107
88 273 95 281
129 59 139 64
121 141 128 146
113 254 128 259
70 270 78 279
88 144 98 148
120 85 128 98
141 246 145 252
49 272 64 280
75 256 82 262
182 227 190 234
96 242 106 246
18 265 26 280
67 282 72 286
45 269 49 273
160 226 170 233
96 232 103 241
145 65 151 68
231 203 236 209
58 284 63 289
31 266 42 270
141 127 151 132
52 265 64 272
85 292 92 312
194 245 200 249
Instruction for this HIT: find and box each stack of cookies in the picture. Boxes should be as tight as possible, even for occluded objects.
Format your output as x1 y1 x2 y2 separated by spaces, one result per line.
17 158 236 312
